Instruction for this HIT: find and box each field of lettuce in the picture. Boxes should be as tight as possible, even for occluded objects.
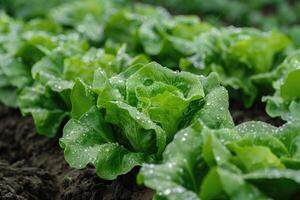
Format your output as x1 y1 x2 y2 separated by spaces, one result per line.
0 0 300 199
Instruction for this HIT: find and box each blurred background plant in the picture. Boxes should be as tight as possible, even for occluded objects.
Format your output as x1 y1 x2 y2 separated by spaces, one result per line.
140 0 300 46
3 0 300 45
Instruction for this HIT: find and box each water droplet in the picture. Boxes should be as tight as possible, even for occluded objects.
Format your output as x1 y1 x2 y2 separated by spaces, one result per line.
164 189 171 195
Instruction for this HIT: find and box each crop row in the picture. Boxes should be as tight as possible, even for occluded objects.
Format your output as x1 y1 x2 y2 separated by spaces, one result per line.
1 0 300 199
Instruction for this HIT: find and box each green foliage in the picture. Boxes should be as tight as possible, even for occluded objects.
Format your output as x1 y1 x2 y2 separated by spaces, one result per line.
50 0 211 66
18 44 147 137
1 0 291 109
142 0 300 47
18 33 88 137
180 27 290 107
0 12 61 107
264 51 300 121
2 0 70 19
0 1 300 199
60 62 233 179
49 0 291 107
139 120 300 200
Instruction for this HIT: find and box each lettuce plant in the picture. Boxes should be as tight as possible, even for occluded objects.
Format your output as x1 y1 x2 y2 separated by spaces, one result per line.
18 45 147 137
138 119 300 200
49 0 120 44
1 1 300 198
16 33 88 136
264 51 300 121
45 1 294 109
0 13 62 107
50 0 292 108
60 62 233 180
103 4 211 67
180 27 290 107
1 0 73 19
50 0 211 67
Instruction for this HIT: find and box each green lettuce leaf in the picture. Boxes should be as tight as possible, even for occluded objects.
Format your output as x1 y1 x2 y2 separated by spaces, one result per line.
139 119 300 200
181 27 290 107
0 13 66 107
244 169 300 199
50 0 117 43
18 34 88 136
18 83 68 137
264 51 300 121
51 0 211 68
19 45 145 137
60 104 151 180
2 0 72 19
61 62 232 179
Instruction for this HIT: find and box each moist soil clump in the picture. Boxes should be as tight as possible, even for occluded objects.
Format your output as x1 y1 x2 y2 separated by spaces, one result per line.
230 99 284 126
0 106 153 200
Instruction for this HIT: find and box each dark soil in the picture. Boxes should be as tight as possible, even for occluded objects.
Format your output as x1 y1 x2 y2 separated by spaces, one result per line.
0 106 153 200
230 99 284 126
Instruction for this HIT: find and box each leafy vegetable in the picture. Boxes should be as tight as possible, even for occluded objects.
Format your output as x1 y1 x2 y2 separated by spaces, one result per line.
264 51 300 121
50 0 211 67
1 1 291 109
142 0 300 47
60 62 233 179
17 33 87 137
2 0 72 19
1 2 300 199
139 119 300 200
180 27 290 107
0 12 63 107
19 45 147 137
50 0 291 106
